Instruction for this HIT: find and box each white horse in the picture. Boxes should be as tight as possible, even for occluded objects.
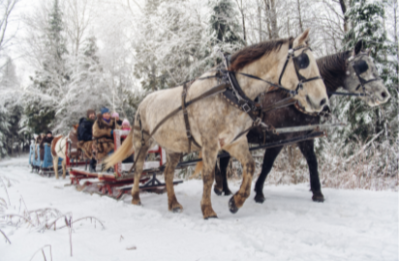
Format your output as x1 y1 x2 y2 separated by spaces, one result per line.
51 124 79 179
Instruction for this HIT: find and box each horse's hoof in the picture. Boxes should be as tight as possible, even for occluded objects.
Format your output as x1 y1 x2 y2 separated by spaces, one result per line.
204 215 218 220
254 193 265 203
214 187 223 196
223 189 233 196
131 199 142 206
312 191 324 202
172 207 183 213
228 196 238 214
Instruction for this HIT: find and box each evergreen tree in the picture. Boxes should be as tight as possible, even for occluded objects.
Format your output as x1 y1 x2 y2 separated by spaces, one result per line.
0 58 24 157
338 0 398 144
133 0 206 91
208 0 245 65
25 0 69 133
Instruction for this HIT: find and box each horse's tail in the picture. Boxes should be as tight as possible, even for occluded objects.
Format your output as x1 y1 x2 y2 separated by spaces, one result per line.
104 129 134 169
190 151 203 178
51 135 63 158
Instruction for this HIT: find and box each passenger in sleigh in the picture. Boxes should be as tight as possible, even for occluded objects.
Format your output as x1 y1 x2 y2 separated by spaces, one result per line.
93 107 121 164
39 131 54 160
77 109 97 172
35 133 44 160
111 112 122 127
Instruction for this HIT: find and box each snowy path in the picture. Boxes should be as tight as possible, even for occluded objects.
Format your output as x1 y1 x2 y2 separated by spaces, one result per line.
0 156 398 261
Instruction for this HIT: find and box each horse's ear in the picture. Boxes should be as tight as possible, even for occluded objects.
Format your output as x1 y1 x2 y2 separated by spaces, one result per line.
354 40 363 55
294 28 310 46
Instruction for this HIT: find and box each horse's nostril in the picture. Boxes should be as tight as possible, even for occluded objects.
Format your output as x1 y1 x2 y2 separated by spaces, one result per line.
320 98 327 106
381 92 387 99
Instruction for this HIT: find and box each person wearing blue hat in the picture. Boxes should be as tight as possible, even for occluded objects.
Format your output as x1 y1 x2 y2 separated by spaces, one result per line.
92 107 120 170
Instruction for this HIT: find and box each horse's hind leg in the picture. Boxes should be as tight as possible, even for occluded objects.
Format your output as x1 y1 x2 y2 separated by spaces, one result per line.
130 133 151 205
164 152 183 212
223 137 255 214
53 157 59 179
62 158 66 179
200 140 220 219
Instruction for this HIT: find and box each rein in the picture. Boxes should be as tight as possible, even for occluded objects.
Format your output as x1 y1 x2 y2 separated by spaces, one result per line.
126 43 323 174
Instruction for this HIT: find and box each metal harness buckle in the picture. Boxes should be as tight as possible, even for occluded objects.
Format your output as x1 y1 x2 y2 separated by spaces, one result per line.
242 103 251 113
186 130 192 138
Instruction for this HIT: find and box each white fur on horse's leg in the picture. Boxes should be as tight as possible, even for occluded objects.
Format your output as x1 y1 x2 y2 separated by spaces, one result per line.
53 157 59 179
130 137 150 206
223 137 255 214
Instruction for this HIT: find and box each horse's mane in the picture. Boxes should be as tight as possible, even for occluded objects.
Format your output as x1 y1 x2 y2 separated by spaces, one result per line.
229 37 294 71
316 50 352 92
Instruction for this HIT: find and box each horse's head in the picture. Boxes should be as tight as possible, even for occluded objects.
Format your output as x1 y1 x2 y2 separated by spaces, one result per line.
69 124 79 145
230 29 329 114
344 40 390 106
72 124 79 133
278 29 329 114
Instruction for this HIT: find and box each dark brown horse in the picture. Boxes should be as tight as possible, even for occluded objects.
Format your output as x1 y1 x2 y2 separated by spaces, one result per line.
213 40 391 202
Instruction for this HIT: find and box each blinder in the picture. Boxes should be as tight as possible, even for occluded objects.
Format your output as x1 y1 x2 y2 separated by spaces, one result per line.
294 51 310 69
278 45 322 94
353 60 369 75
349 53 381 96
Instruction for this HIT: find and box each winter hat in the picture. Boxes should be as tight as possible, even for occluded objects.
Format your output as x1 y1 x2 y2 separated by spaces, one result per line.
111 112 119 118
122 119 130 127
100 107 110 115
86 109 95 117
46 130 52 135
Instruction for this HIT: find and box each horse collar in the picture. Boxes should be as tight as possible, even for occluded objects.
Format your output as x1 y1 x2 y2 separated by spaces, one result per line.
221 56 262 124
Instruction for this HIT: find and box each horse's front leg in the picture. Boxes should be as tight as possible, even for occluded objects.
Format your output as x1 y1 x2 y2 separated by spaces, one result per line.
254 146 283 203
164 152 183 212
224 136 255 214
298 140 324 202
200 139 220 219
214 155 232 196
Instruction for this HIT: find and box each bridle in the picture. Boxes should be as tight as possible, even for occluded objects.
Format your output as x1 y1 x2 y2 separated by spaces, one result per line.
328 52 382 97
219 43 324 126
278 44 323 94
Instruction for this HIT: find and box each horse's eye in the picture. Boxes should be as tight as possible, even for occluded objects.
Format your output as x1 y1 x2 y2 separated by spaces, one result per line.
296 53 310 69
353 60 369 75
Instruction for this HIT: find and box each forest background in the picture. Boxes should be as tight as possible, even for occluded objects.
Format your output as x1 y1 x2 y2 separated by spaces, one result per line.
0 0 399 189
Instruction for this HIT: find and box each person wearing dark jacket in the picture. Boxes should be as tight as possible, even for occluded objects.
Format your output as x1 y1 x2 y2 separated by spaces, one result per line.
77 109 96 171
40 131 54 160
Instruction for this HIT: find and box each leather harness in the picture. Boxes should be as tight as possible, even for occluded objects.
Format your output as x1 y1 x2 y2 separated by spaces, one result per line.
127 44 325 173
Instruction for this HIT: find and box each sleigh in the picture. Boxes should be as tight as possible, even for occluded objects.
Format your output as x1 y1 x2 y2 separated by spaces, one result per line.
29 143 63 176
68 130 183 199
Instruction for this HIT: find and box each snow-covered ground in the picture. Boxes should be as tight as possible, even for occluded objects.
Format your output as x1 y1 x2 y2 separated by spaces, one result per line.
0 155 398 261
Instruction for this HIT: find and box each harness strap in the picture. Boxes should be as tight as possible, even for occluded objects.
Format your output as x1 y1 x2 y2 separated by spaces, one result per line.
182 82 201 152
149 82 228 137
